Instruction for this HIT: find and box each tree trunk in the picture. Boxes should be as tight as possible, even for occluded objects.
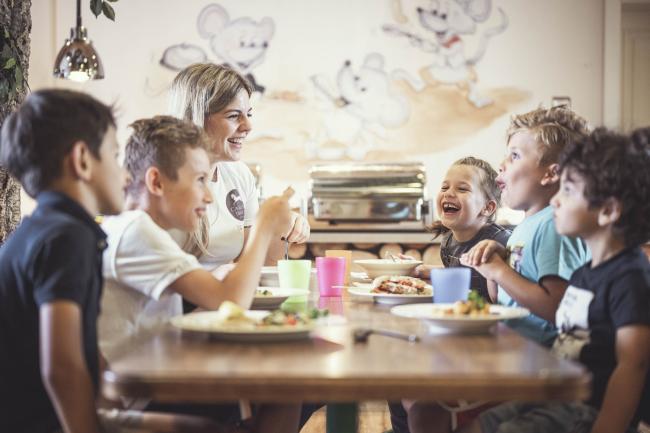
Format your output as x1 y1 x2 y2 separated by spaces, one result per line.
0 0 31 244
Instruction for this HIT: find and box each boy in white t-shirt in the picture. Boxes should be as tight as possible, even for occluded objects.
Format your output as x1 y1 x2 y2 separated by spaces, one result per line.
99 115 299 433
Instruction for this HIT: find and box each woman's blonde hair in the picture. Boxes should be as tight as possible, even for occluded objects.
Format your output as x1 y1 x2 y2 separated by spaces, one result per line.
168 63 253 129
429 157 501 239
168 63 253 258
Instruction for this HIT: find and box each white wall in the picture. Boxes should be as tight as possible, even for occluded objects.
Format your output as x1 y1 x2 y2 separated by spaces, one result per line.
25 0 607 221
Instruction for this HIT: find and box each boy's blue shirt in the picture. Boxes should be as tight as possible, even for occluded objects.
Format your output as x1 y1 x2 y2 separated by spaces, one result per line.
497 206 590 346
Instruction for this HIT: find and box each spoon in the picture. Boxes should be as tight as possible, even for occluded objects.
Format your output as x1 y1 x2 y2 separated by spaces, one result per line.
353 327 419 343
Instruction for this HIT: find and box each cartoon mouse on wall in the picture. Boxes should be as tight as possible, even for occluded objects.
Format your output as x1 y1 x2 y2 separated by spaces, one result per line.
309 53 415 160
384 0 508 108
159 3 274 94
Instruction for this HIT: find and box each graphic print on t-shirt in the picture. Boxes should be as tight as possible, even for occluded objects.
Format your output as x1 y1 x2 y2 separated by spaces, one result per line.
553 328 591 361
226 189 245 221
552 285 594 361
508 244 524 272
556 285 593 331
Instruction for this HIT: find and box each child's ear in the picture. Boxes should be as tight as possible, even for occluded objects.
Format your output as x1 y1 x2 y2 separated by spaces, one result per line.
69 140 93 181
144 167 164 196
481 200 497 218
598 197 622 227
541 163 560 186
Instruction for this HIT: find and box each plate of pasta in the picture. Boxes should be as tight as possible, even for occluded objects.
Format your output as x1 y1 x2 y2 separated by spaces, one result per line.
390 301 530 334
171 301 326 342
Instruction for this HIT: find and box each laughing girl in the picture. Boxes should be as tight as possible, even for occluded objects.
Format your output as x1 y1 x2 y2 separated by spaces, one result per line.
414 156 510 301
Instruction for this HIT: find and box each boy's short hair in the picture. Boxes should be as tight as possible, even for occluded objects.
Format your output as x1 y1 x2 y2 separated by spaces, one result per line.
0 89 115 197
507 106 590 165
124 115 209 197
559 127 650 246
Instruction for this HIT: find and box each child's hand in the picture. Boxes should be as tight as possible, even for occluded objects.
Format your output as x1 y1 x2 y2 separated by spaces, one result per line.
284 212 310 243
257 188 293 238
461 253 506 282
462 240 507 267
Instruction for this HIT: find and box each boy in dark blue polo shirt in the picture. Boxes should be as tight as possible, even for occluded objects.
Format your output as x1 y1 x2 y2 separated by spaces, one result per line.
0 89 126 433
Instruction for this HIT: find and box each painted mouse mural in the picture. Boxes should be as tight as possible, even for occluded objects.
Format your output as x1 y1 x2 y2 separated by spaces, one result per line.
198 3 274 93
159 3 274 94
308 53 416 160
384 0 508 108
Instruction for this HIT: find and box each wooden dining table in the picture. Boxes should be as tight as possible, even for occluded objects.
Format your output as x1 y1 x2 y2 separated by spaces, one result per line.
102 295 591 433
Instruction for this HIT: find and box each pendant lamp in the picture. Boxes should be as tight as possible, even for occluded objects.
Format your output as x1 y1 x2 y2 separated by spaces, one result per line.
53 0 104 81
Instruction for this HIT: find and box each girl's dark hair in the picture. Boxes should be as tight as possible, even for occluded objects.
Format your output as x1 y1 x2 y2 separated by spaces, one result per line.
559 127 650 246
0 89 115 197
429 156 502 238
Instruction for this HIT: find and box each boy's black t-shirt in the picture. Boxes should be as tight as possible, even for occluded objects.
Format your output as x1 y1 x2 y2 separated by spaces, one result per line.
553 246 650 426
440 223 511 300
0 192 107 433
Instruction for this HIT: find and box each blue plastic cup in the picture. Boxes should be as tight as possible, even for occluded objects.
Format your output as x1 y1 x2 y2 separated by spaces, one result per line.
431 267 471 303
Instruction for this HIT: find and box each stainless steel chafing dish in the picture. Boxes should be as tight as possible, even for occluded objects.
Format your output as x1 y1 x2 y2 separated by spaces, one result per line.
307 162 432 231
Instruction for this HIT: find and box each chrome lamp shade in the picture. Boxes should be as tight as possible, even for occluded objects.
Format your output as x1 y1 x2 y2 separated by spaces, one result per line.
53 26 104 81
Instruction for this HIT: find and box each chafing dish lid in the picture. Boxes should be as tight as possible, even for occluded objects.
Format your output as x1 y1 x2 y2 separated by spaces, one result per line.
309 162 425 181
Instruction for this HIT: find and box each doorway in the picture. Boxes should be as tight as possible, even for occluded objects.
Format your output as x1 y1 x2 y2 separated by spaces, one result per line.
621 4 650 131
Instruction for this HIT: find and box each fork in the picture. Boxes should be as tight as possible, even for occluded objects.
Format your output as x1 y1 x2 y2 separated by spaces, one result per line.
353 327 419 343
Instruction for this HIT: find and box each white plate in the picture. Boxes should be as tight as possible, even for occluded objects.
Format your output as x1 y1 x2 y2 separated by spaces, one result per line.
251 287 309 310
353 259 422 279
390 303 530 334
171 310 315 342
346 285 433 305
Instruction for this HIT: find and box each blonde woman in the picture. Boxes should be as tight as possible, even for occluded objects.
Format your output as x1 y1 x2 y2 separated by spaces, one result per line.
168 63 310 271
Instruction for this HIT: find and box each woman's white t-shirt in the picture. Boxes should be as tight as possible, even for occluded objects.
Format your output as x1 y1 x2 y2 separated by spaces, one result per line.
99 210 201 361
169 161 259 271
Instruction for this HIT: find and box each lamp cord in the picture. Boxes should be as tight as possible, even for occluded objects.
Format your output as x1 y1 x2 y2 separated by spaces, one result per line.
76 0 82 28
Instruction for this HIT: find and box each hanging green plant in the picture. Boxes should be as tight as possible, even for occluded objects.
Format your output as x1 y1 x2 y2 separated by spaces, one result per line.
90 0 120 21
0 28 27 106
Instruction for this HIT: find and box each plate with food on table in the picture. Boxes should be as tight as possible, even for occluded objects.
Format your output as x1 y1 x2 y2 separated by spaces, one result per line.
171 301 328 342
390 290 530 334
251 287 309 310
346 275 433 305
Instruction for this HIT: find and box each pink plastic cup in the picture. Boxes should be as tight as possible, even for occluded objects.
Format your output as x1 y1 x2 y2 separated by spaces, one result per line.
315 256 347 297
318 296 344 315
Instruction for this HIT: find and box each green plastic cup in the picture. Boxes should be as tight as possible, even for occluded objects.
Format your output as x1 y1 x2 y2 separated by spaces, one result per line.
277 259 311 303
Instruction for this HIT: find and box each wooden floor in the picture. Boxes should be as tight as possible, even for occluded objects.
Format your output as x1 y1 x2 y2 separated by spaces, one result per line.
300 402 392 433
